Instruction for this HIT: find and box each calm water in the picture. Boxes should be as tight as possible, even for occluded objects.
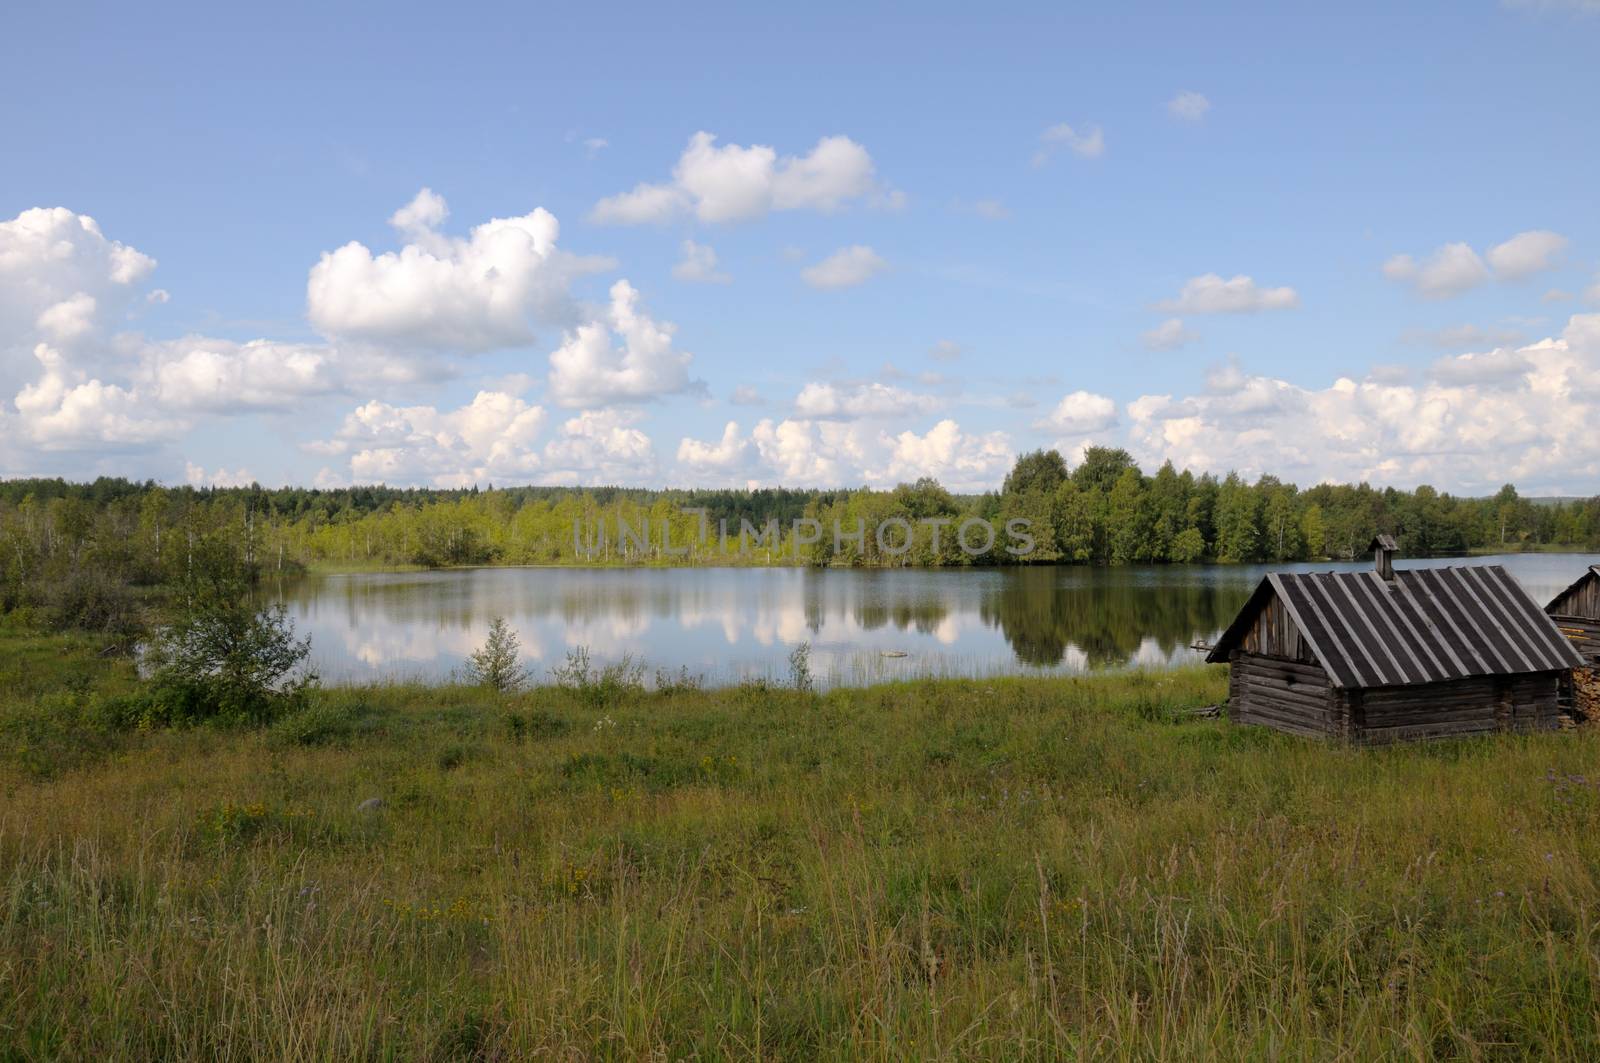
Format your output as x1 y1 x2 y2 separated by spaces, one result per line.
273 554 1600 688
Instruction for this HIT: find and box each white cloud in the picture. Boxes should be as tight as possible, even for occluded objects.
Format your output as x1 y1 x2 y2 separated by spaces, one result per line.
929 340 963 362
1158 273 1300 314
541 409 656 484
973 199 1010 220
1587 274 1600 304
12 344 178 449
801 245 886 290
1486 230 1568 279
671 239 731 284
1142 317 1198 350
718 415 1013 490
676 421 751 473
1036 390 1118 434
1427 347 1535 387
1385 232 1566 299
1 207 157 389
308 188 610 354
547 279 704 407
146 289 170 305
318 390 548 487
1126 315 1600 493
144 336 340 412
1167 91 1211 121
872 419 1013 490
185 462 257 488
1034 123 1105 165
730 385 765 406
793 381 940 420
590 131 887 225
1382 244 1490 298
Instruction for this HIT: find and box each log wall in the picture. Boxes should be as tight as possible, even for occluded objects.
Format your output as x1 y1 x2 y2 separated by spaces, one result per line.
1549 579 1600 624
1228 652 1334 737
1229 653 1565 743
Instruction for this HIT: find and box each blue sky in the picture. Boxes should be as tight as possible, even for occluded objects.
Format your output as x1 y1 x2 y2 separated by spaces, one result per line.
3 0 1598 493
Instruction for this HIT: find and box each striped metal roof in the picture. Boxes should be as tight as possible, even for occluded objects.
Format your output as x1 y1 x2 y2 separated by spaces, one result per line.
1208 564 1584 688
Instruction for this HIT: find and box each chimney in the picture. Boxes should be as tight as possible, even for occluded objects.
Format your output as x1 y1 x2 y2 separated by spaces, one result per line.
1369 534 1398 581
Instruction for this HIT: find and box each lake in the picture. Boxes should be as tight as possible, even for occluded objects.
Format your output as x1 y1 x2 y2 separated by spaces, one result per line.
274 553 1600 688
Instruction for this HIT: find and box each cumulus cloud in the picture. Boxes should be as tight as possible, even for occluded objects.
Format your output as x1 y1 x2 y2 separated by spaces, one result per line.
929 340 963 362
590 132 887 224
0 206 364 466
1036 390 1118 434
1034 123 1105 165
1126 314 1600 494
1158 273 1300 314
541 409 657 484
683 416 1013 490
1427 347 1536 387
1142 317 1198 351
1 207 156 385
676 421 751 474
671 240 731 284
547 280 704 407
800 245 886 290
1385 231 1567 298
1486 230 1568 279
12 344 177 450
144 336 341 412
185 462 257 488
793 381 940 420
730 385 765 406
1382 244 1489 298
1167 91 1211 121
313 390 548 487
307 188 611 354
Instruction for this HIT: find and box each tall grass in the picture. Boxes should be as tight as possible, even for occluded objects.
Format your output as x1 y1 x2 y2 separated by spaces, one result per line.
2 636 1600 1057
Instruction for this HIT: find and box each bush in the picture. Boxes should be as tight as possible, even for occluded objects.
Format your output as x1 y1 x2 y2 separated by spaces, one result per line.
550 646 644 710
466 617 528 693
268 698 369 747
144 600 315 726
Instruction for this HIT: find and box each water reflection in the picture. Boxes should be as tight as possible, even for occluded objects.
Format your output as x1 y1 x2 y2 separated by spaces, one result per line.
272 554 1600 688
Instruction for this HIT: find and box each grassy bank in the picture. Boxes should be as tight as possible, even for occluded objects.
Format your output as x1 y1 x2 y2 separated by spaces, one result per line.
3 633 1600 1058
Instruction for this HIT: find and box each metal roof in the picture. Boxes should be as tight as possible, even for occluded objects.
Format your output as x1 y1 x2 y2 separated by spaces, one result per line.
1545 565 1600 614
1208 564 1584 688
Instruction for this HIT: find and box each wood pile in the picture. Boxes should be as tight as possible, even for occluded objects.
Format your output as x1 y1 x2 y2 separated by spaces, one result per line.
1571 666 1600 724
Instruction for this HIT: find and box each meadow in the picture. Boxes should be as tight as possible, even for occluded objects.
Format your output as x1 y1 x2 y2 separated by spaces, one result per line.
4 626 1600 1059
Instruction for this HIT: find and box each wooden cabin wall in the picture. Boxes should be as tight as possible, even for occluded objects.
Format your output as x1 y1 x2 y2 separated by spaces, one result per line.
1351 672 1564 744
1237 596 1317 664
1228 652 1334 737
1549 579 1600 623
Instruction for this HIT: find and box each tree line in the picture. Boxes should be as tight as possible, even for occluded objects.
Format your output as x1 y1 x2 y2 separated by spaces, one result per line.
3 446 1598 631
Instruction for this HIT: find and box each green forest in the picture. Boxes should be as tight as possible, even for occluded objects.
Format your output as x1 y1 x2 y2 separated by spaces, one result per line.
4 445 1600 629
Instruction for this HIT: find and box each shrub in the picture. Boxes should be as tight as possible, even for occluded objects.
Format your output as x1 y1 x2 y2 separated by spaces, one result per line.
268 698 368 747
788 641 814 692
144 600 315 726
653 665 705 695
550 646 644 710
465 617 528 693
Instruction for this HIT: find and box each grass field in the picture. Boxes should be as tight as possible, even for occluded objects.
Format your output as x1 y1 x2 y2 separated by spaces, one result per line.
4 627 1600 1059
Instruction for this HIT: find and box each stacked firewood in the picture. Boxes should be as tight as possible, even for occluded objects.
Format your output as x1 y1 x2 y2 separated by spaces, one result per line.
1571 667 1600 724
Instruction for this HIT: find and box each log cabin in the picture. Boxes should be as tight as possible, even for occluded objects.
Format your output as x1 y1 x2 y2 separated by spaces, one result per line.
1545 565 1600 661
1206 537 1583 742
1544 564 1600 720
